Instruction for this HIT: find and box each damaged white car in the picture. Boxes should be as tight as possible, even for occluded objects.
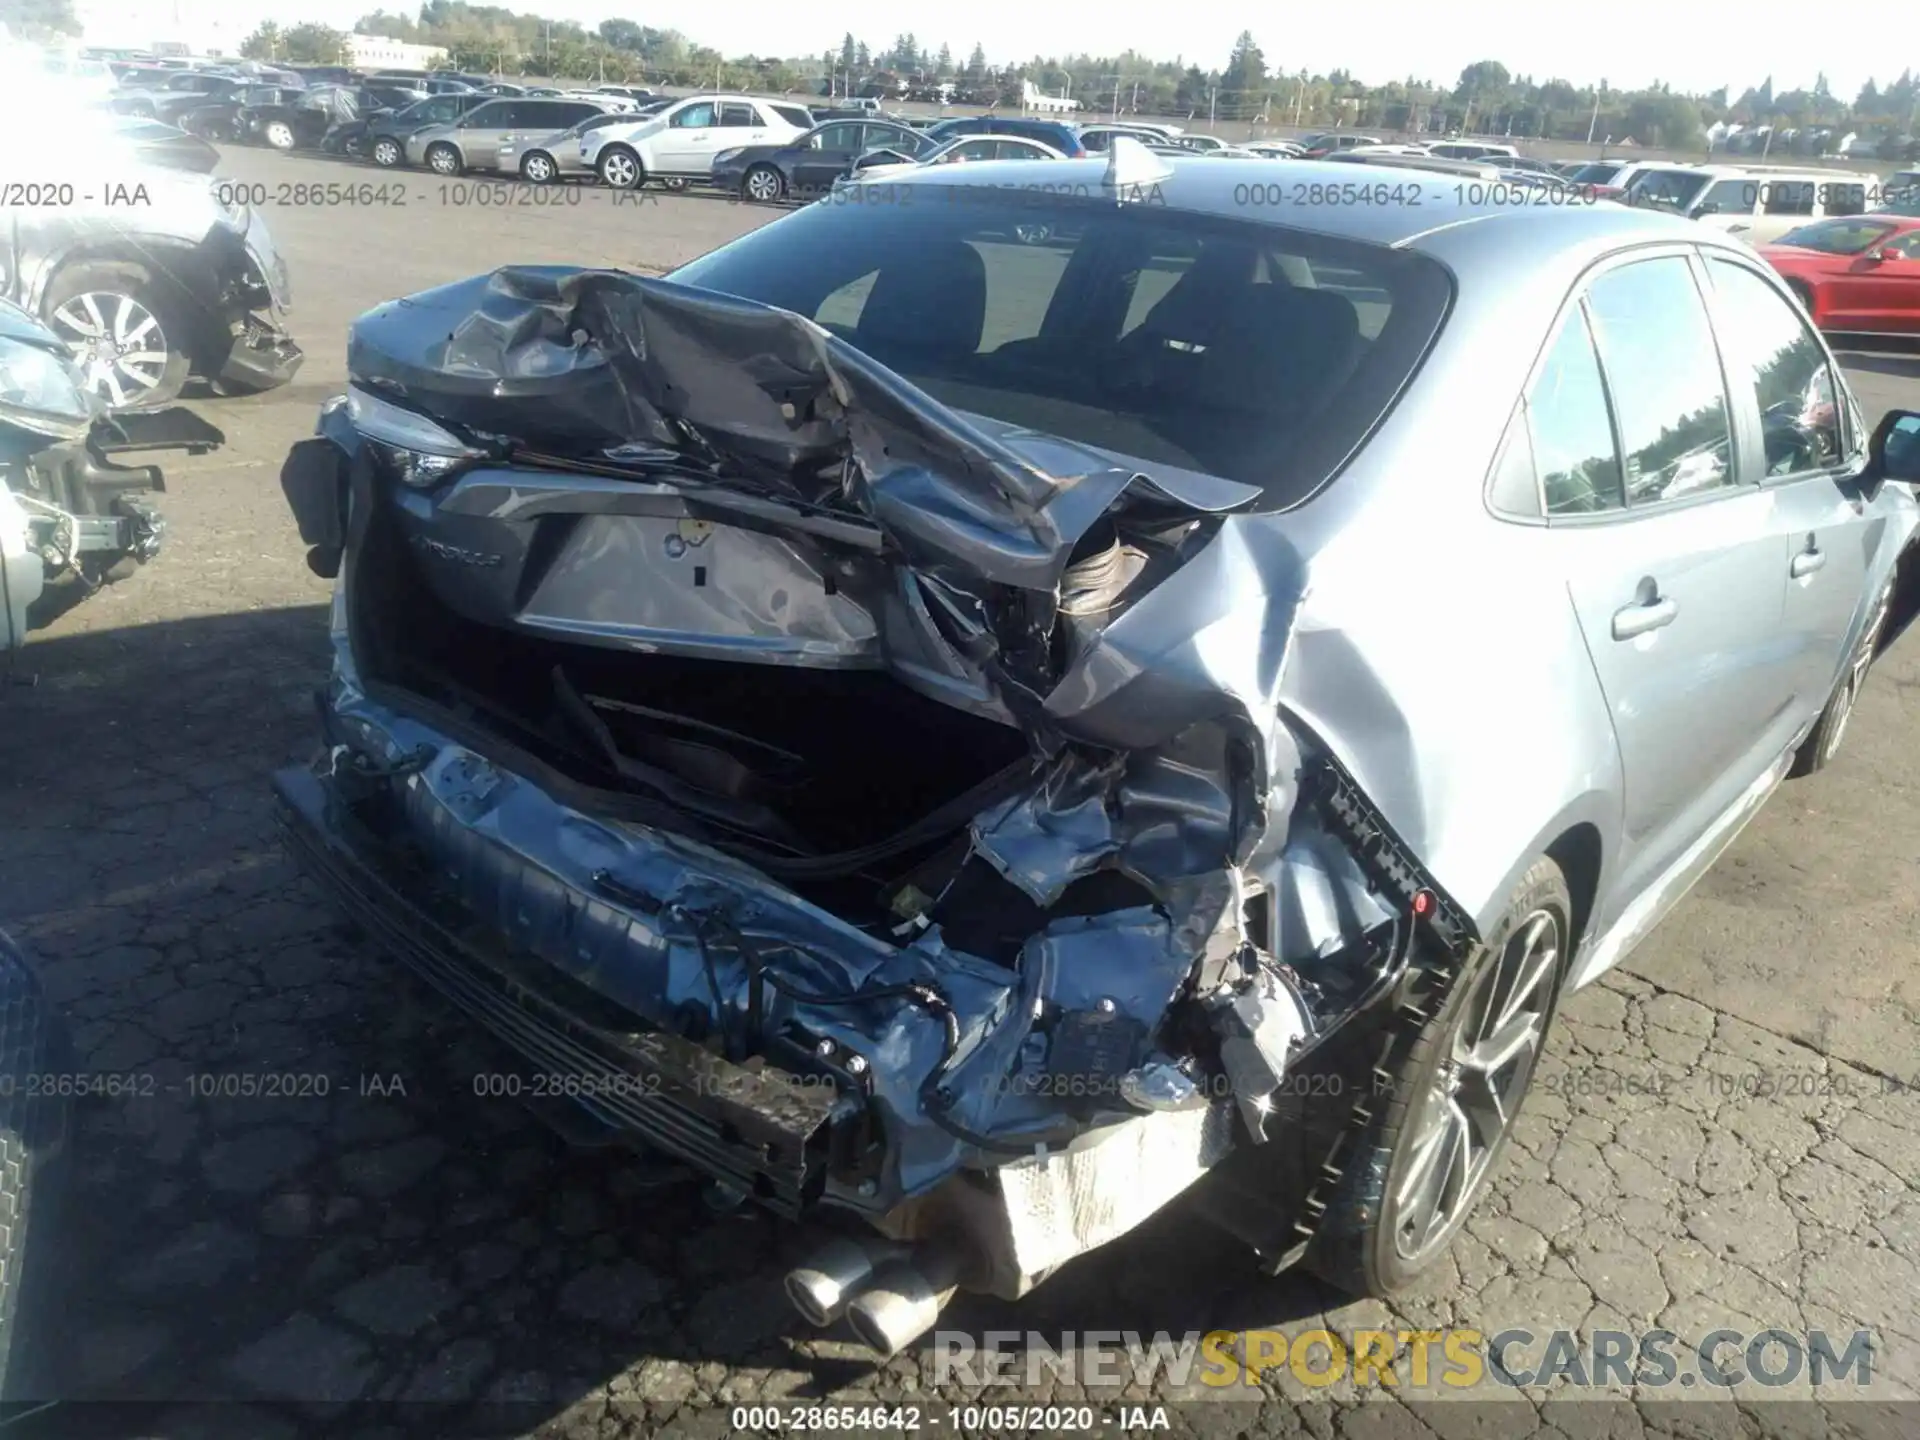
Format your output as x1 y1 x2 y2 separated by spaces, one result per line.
274 145 1920 1356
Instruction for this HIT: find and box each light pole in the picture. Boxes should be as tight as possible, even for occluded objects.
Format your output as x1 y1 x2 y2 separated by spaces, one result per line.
1586 83 1604 144
1208 84 1217 126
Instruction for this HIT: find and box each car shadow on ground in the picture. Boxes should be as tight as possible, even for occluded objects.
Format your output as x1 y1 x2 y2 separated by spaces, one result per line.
0 606 1333 1438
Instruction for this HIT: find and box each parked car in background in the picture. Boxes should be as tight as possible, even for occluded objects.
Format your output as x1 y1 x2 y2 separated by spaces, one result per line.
1628 164 1878 244
1246 140 1306 158
1425 141 1519 160
1076 124 1173 153
501 110 650 182
845 132 1068 182
922 115 1088 156
326 91 493 166
1483 154 1565 178
1759 215 1920 333
288 64 360 86
1300 132 1382 157
409 96 619 176
581 94 815 189
594 85 657 104
111 69 250 123
5 167 300 408
712 118 936 202
272 152 1920 1364
177 86 332 150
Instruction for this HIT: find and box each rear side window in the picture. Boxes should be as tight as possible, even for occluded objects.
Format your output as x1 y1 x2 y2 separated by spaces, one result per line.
1584 257 1735 505
669 196 1452 506
1820 182 1866 217
773 104 815 128
1525 305 1624 516
1705 259 1844 476
1762 180 1816 216
719 103 757 127
465 102 509 126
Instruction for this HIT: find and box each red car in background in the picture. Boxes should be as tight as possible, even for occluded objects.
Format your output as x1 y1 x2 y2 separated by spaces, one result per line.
1759 214 1920 333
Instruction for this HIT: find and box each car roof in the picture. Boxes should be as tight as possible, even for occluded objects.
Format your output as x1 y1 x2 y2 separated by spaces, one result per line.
854 153 1713 254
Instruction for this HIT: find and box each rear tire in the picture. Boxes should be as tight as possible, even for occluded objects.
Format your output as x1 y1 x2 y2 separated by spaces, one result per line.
262 119 297 151
0 933 74 1404
1307 858 1571 1297
425 142 463 176
1790 575 1894 777
520 151 558 183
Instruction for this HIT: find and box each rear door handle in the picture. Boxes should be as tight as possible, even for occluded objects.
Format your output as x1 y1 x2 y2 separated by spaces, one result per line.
1612 595 1679 640
1791 547 1827 578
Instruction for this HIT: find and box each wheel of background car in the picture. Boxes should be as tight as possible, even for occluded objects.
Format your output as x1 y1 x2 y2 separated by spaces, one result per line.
0 933 74 1405
370 136 401 167
520 151 557 183
743 164 785 203
662 176 689 191
262 119 297 150
425 141 462 176
1014 222 1054 245
1307 856 1572 1296
596 145 641 188
42 262 192 411
1790 573 1895 778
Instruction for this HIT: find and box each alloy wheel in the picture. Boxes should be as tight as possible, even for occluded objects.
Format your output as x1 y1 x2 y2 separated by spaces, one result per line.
50 293 171 408
372 137 400 167
427 145 460 175
264 121 295 150
600 151 638 188
523 153 555 183
745 167 783 202
1390 907 1560 1265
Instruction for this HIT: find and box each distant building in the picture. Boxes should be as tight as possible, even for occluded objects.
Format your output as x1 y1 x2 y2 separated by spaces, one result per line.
345 35 449 71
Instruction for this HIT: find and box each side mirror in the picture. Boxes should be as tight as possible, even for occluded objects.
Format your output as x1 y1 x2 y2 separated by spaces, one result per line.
1866 247 1896 263
1865 409 1920 493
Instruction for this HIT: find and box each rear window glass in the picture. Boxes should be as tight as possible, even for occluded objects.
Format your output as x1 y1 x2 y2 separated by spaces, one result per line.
668 192 1451 507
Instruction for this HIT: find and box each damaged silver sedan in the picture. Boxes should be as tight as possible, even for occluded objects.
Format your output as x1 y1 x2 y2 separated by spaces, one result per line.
274 146 1920 1355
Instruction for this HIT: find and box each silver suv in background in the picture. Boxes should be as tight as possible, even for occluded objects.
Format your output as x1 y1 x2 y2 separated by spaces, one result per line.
406 96 619 176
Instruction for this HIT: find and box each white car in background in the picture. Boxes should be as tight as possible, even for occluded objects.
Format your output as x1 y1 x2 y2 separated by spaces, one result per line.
580 93 814 188
841 133 1068 183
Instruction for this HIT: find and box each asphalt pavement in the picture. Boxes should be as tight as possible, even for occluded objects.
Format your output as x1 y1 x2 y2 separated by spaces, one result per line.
0 146 1914 1438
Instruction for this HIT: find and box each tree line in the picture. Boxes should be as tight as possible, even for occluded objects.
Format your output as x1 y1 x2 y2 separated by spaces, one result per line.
81 0 1918 149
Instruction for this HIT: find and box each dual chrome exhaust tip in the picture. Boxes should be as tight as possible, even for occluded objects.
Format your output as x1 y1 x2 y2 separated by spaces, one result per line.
784 1236 963 1359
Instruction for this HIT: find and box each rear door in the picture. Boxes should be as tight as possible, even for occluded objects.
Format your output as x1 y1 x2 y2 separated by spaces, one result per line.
1700 252 1874 717
791 121 865 192
1542 251 1798 906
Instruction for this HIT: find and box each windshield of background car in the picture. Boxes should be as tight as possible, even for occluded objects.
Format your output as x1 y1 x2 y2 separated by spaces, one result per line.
1777 217 1897 253
1629 170 1711 209
668 194 1452 506
1564 163 1620 184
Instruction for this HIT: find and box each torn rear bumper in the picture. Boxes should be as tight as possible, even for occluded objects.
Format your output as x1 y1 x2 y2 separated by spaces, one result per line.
273 758 845 1216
